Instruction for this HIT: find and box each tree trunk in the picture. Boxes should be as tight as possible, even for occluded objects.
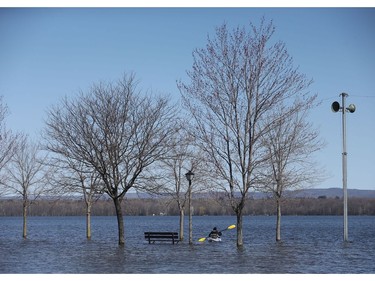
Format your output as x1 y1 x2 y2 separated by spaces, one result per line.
179 208 184 241
86 202 92 240
22 199 27 239
236 211 243 247
113 197 125 245
276 198 281 242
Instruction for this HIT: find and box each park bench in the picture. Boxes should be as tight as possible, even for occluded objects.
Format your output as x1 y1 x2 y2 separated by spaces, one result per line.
144 232 179 244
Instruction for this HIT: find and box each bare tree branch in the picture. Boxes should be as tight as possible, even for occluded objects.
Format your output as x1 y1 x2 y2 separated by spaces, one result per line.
0 96 18 195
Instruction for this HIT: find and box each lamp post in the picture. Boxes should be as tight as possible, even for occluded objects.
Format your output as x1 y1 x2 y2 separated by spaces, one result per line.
332 93 356 242
185 170 194 244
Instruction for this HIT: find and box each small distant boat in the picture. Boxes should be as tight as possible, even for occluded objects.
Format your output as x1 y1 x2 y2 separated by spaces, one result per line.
207 236 221 242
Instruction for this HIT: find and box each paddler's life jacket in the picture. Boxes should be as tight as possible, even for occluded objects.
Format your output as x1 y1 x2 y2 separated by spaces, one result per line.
209 231 220 239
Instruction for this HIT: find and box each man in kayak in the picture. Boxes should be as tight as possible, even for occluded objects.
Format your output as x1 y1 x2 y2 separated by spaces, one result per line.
209 227 222 239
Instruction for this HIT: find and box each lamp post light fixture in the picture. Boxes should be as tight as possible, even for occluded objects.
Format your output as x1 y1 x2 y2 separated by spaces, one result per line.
185 170 194 244
332 93 356 242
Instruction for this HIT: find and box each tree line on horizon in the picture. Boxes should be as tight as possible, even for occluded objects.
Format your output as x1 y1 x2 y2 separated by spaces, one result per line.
0 18 331 246
2 197 374 217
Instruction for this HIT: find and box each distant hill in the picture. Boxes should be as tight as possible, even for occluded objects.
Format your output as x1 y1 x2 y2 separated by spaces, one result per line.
250 188 375 199
288 188 375 199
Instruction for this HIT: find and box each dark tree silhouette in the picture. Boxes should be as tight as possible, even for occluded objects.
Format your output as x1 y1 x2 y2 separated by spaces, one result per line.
257 99 325 241
44 73 177 245
179 19 313 246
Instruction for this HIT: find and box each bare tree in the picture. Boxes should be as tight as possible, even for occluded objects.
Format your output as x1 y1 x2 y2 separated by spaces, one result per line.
4 134 51 238
50 158 104 239
0 96 18 195
78 169 103 239
178 19 313 246
44 73 177 245
157 129 191 241
156 127 208 241
257 98 325 241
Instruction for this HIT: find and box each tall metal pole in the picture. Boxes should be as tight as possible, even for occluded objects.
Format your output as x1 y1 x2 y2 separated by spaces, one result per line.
332 93 355 242
341 92 349 242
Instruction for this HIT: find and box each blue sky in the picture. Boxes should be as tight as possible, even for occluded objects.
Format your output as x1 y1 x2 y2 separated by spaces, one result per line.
0 8 374 191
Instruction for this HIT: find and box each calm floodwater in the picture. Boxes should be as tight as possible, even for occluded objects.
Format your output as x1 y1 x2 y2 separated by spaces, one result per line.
0 215 374 273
